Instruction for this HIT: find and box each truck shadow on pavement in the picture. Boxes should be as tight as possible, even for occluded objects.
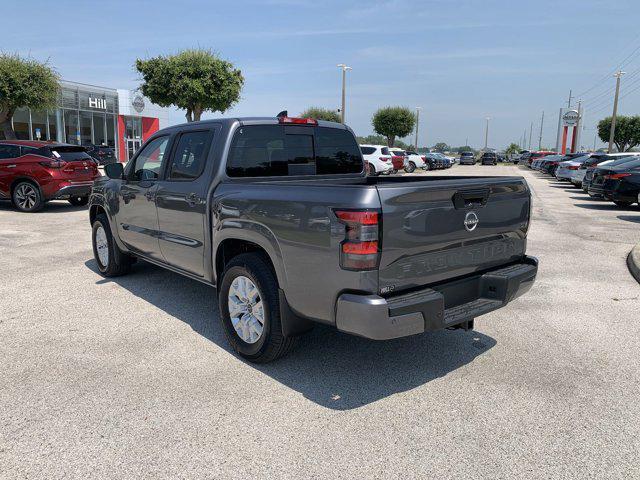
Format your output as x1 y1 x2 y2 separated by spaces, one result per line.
85 259 497 411
0 200 88 213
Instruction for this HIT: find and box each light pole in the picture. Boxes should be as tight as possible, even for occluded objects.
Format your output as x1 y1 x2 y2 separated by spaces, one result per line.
337 64 352 123
484 117 490 149
414 107 421 150
608 70 625 153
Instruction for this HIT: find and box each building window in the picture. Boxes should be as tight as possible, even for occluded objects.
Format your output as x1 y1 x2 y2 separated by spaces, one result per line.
64 109 79 144
79 111 93 145
12 108 30 140
106 114 116 148
93 113 106 145
48 110 59 141
30 110 48 141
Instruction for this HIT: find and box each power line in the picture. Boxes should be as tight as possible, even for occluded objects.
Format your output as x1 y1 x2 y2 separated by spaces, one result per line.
575 31 640 98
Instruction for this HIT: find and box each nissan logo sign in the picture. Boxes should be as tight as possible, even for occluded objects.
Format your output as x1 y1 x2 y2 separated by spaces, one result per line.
562 110 579 126
464 211 479 231
132 95 145 113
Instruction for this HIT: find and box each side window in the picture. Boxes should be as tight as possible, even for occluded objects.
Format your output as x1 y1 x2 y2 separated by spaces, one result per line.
0 145 20 159
227 125 315 177
130 136 169 181
360 147 376 155
20 146 38 157
168 131 212 180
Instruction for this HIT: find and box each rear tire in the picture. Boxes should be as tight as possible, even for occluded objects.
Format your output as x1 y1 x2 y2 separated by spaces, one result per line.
219 253 297 363
366 163 376 176
12 181 43 212
92 213 133 277
68 196 89 207
404 161 416 173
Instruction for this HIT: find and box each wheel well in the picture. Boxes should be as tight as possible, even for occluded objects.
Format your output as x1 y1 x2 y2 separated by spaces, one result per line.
10 178 40 197
215 239 276 284
90 205 106 224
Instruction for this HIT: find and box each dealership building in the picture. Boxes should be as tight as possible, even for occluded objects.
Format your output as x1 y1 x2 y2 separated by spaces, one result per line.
8 80 170 162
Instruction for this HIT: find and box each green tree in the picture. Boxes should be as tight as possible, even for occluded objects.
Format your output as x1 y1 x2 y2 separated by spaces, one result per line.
0 54 59 140
505 143 521 155
136 49 244 123
300 107 341 123
597 116 640 152
457 145 474 153
433 142 450 153
372 106 415 147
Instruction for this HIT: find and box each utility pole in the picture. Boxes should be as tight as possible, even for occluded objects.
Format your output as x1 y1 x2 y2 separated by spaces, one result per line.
538 111 544 150
528 121 533 150
414 107 421 150
608 70 625 153
336 64 352 123
567 89 573 108
465 136 468 147
484 117 490 149
523 129 527 149
574 100 582 153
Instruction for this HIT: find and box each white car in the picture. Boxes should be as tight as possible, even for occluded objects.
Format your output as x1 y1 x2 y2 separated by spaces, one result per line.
360 144 393 176
404 150 427 172
555 154 591 181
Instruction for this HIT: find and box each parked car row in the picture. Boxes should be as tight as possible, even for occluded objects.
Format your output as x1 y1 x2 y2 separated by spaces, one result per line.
458 151 499 166
529 150 640 208
359 145 454 175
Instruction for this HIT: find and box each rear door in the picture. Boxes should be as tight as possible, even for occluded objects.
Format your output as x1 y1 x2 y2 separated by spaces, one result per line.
376 177 530 294
155 127 218 276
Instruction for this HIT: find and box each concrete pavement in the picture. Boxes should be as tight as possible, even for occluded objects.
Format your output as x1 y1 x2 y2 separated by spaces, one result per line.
1 164 639 479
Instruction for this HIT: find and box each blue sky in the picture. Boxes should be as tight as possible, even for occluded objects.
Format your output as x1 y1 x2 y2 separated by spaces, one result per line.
4 0 640 149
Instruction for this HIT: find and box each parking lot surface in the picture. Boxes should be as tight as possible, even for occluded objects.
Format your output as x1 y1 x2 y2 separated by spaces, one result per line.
1 164 639 479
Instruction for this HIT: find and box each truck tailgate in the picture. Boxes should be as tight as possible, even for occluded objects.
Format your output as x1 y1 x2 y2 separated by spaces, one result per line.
376 176 530 294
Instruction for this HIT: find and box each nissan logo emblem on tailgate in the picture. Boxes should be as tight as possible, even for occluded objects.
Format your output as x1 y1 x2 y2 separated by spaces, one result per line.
464 212 479 231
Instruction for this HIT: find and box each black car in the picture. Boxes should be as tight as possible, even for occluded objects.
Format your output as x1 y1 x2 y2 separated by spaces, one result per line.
581 154 621 192
602 164 640 207
86 144 117 165
589 156 640 198
480 152 497 165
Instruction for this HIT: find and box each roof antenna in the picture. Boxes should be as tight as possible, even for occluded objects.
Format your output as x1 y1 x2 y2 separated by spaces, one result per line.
276 110 288 118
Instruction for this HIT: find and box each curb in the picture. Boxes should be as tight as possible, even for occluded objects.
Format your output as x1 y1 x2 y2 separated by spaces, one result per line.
626 243 640 284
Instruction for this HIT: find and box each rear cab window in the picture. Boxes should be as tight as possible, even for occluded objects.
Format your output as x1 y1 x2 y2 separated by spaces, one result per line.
227 125 362 177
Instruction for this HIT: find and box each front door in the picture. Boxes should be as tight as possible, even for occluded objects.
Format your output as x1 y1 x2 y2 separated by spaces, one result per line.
116 135 171 260
155 128 217 277
127 139 141 162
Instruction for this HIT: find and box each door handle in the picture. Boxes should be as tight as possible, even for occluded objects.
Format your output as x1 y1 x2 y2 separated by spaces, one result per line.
186 192 200 207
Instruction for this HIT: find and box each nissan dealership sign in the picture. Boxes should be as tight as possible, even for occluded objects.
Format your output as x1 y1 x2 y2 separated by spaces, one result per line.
132 95 145 113
562 109 579 126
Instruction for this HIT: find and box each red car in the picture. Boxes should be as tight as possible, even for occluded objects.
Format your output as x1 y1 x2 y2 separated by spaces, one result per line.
527 151 556 167
0 140 100 212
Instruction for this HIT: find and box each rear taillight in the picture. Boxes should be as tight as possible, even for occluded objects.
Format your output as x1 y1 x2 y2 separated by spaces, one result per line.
39 159 67 168
278 116 317 125
604 173 632 180
567 165 579 170
379 156 390 162
334 209 381 270
421 156 426 160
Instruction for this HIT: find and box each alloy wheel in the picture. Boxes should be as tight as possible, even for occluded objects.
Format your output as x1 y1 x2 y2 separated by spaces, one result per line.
95 225 110 267
14 184 38 210
227 275 265 344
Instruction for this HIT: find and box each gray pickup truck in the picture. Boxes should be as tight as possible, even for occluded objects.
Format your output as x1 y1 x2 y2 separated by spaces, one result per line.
90 115 537 362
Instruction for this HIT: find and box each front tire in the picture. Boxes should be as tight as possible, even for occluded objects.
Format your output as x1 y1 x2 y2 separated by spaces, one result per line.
69 196 89 207
404 161 416 173
12 181 43 212
366 163 376 176
219 253 297 363
92 213 133 276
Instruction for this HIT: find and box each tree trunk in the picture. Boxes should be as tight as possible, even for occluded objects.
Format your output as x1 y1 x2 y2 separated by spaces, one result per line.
193 106 202 122
185 108 193 122
387 135 395 147
0 109 16 140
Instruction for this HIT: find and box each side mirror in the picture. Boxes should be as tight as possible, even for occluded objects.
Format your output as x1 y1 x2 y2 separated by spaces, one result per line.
104 162 124 179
